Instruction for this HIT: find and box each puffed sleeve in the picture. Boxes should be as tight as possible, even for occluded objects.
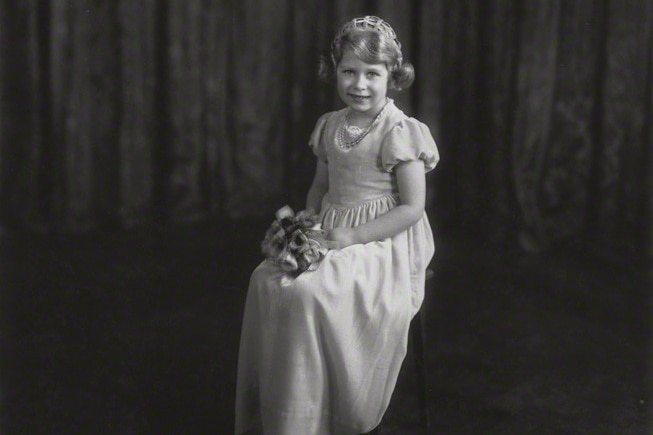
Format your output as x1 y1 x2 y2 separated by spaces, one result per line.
308 112 332 163
380 118 440 172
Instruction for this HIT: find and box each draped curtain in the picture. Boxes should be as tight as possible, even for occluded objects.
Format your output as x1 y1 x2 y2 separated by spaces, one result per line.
1 0 651 271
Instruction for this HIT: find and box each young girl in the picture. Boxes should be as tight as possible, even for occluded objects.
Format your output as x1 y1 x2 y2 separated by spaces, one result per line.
235 16 439 434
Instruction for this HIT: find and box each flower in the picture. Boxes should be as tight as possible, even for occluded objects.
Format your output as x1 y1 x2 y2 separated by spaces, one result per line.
289 230 309 250
278 249 299 272
261 206 328 277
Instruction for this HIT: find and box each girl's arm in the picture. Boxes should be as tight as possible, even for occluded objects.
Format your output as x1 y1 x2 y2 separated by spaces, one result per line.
305 159 329 214
327 159 426 248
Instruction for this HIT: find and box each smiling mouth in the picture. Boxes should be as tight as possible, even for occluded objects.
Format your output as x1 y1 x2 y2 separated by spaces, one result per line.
349 94 370 101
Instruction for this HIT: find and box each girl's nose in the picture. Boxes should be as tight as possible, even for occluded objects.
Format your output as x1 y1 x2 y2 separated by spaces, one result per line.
353 75 367 90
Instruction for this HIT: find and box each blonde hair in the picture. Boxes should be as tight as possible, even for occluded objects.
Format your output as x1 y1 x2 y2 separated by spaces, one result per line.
318 16 414 90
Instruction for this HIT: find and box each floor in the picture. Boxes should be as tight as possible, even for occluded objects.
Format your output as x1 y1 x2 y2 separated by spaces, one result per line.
1 219 651 434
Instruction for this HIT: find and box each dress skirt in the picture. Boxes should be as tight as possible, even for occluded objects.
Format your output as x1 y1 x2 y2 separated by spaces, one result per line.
234 194 434 434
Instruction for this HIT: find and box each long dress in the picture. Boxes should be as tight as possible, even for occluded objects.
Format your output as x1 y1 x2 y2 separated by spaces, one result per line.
235 100 439 434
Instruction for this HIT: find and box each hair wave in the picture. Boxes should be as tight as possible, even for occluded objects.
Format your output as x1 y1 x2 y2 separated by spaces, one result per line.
318 30 414 91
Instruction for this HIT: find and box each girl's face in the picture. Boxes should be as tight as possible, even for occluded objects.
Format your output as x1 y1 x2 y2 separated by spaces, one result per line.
336 50 389 119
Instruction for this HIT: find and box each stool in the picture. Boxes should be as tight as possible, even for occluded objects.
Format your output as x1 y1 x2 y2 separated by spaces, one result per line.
368 268 434 434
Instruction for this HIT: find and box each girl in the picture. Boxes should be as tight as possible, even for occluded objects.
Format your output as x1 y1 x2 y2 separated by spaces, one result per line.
235 15 439 435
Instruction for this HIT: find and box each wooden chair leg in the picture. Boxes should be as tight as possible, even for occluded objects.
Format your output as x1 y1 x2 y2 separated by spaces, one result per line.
368 269 434 434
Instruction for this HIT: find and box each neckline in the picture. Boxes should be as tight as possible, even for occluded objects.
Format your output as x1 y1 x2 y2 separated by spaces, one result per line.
337 99 391 150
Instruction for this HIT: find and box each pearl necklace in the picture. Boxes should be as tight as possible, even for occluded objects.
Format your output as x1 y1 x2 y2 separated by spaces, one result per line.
337 101 390 150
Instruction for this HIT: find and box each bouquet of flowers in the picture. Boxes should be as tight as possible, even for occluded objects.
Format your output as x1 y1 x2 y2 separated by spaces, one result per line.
261 205 328 277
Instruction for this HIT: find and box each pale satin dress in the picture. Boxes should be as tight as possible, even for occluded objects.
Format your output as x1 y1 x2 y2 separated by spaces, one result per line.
235 100 439 434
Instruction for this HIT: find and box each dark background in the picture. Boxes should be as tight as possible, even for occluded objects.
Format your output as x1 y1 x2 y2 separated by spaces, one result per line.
1 0 652 433
1 0 652 265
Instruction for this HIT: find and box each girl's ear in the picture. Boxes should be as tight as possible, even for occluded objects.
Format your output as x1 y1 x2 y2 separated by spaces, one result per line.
388 73 401 91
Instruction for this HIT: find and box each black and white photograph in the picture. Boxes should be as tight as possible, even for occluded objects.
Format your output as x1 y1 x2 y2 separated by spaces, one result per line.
1 1 651 434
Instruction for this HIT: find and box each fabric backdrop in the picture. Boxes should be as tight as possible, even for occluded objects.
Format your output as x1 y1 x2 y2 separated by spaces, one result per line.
1 0 651 272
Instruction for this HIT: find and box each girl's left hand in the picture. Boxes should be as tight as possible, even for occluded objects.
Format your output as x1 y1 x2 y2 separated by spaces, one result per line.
325 227 358 249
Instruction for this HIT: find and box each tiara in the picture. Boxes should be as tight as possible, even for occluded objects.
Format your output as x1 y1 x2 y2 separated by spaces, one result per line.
331 16 403 63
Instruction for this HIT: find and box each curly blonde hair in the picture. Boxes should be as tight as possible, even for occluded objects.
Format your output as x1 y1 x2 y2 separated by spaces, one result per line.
318 16 414 90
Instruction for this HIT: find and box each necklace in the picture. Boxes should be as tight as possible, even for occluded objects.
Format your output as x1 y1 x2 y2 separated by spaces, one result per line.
337 100 390 150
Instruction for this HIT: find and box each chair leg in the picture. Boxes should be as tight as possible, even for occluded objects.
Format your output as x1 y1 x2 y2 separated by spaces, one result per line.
411 311 430 431
368 281 432 434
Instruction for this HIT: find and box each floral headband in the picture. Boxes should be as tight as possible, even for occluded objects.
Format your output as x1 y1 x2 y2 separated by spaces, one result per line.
331 16 403 65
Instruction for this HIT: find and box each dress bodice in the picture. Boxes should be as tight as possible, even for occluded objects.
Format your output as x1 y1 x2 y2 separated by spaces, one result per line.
310 100 439 208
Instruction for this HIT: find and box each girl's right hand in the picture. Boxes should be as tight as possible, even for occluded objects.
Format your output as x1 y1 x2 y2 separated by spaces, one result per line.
325 227 358 249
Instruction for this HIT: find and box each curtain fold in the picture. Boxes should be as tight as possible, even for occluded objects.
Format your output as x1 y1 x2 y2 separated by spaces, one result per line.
0 0 651 271
1 0 50 230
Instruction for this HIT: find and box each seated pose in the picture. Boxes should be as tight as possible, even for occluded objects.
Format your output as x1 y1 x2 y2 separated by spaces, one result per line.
235 15 440 435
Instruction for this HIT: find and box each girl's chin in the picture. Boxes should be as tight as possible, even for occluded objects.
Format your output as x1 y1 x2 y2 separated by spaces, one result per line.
347 98 374 110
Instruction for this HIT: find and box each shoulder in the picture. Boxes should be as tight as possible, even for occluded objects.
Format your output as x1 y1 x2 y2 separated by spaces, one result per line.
379 101 440 172
380 102 435 144
310 111 336 140
311 108 348 140
316 108 347 125
309 109 346 161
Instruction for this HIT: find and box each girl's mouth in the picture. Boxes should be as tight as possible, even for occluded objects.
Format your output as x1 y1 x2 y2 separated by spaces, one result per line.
349 94 370 102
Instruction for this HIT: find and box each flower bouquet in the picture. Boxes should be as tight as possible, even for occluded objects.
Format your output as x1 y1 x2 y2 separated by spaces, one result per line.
261 205 328 277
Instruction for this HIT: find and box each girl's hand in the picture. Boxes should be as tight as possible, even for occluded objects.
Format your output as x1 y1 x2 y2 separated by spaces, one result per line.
325 227 358 249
